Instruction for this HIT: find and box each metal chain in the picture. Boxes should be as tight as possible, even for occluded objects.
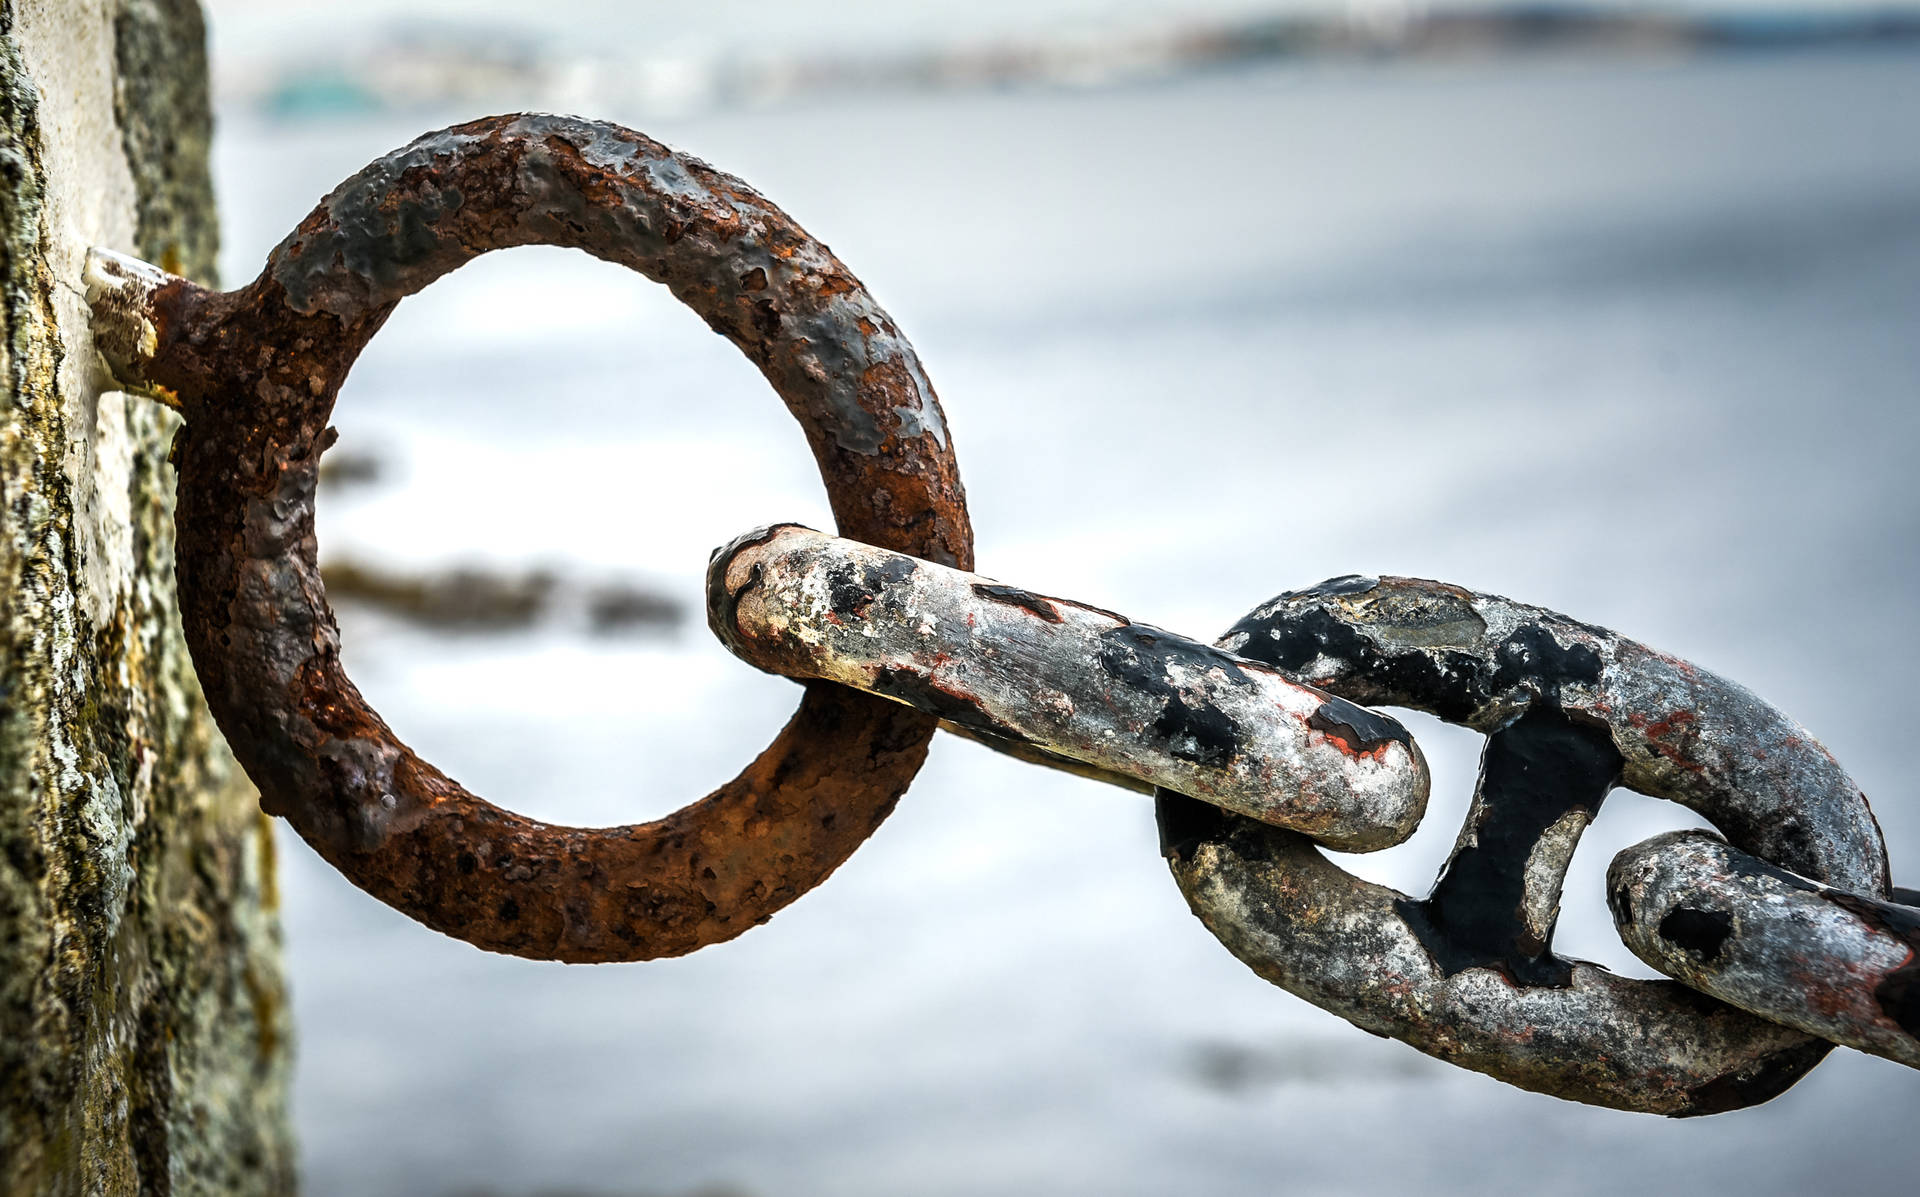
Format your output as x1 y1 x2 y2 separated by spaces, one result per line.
709 525 1912 1115
87 115 1913 1118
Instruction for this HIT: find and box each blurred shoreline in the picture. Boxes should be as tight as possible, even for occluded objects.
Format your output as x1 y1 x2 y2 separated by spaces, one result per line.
222 4 1920 121
315 447 685 635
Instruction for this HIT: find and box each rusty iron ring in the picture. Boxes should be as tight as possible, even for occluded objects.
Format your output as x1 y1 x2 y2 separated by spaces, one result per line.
1160 575 1888 1115
86 114 972 962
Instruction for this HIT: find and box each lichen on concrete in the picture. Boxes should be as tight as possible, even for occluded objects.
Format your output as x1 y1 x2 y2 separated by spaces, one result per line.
0 1 292 1193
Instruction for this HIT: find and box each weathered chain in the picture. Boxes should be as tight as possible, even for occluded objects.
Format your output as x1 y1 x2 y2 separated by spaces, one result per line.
86 114 1914 1119
709 526 1913 1115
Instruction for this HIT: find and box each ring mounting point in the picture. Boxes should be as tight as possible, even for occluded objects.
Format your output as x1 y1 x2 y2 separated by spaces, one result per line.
84 246 183 408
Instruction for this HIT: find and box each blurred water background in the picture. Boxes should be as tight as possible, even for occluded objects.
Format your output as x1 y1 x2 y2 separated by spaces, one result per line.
203 3 1920 1193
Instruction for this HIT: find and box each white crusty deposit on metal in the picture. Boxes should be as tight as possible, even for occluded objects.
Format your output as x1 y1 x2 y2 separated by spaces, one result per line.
707 524 1430 853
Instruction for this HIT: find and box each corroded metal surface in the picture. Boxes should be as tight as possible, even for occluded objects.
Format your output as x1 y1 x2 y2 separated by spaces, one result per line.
1162 575 1889 1114
85 114 972 962
1612 830 1920 1069
707 526 1430 852
84 108 1911 1109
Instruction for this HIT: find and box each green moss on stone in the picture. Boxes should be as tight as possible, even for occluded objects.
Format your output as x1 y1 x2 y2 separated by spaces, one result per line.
0 3 293 1194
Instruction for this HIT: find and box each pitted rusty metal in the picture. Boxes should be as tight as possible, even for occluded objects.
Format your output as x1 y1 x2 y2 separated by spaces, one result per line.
1161 575 1889 1114
1611 830 1920 1070
84 114 971 962
707 526 1430 852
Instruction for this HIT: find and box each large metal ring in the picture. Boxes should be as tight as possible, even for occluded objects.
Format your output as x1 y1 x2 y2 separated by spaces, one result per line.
1160 575 1888 1115
86 114 973 962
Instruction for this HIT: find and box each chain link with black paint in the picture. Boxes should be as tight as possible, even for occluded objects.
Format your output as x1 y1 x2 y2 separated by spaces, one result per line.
708 528 1911 1114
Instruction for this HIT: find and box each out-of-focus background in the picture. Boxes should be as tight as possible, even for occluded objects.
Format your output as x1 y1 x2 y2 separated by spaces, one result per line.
202 2 1920 1193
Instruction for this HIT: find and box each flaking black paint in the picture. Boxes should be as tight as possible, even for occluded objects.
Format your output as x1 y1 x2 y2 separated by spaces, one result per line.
1308 695 1413 752
1400 706 1623 987
1659 907 1735 962
971 583 1063 623
1097 625 1252 768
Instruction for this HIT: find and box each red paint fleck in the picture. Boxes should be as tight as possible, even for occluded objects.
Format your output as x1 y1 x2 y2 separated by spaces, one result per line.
1793 961 1880 1025
1308 728 1393 762
1641 710 1707 774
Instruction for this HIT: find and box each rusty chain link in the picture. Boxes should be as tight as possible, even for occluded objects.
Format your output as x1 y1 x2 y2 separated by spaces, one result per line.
88 114 1913 1113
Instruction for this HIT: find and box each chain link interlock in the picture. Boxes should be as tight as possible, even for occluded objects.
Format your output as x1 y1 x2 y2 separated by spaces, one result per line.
87 114 1916 1116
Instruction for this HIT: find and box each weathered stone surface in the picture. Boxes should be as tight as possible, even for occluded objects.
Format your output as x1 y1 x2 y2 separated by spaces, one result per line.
0 1 293 1193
